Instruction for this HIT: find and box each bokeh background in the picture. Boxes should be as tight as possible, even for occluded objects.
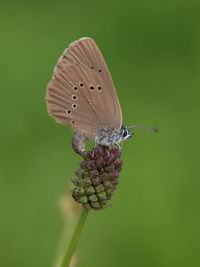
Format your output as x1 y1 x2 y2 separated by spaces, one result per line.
1 0 200 266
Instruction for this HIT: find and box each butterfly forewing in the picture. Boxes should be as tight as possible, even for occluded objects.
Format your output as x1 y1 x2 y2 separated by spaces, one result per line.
46 37 122 140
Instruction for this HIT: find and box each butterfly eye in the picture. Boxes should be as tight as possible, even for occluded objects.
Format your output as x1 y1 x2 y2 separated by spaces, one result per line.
123 130 127 138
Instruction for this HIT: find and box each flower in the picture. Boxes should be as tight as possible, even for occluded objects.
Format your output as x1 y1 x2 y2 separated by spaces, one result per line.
71 145 123 210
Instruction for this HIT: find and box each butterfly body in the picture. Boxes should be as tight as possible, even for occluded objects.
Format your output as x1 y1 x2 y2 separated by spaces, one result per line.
96 126 133 146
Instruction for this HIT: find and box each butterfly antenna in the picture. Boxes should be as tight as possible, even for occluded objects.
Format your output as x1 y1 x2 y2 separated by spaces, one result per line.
128 125 158 132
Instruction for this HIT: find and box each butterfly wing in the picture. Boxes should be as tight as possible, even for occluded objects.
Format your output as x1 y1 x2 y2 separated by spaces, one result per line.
46 37 122 140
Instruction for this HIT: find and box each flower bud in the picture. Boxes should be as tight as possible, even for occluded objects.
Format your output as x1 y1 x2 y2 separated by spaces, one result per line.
71 145 123 210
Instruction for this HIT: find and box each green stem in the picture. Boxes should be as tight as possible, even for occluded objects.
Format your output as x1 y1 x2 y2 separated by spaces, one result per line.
61 209 89 267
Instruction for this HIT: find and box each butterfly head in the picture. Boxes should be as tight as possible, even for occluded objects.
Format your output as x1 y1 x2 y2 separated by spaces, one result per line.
121 126 134 141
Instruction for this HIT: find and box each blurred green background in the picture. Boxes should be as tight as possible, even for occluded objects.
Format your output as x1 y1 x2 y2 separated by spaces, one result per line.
1 0 200 266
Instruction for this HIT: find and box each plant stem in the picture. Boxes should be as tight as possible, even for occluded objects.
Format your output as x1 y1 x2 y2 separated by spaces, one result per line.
61 208 89 267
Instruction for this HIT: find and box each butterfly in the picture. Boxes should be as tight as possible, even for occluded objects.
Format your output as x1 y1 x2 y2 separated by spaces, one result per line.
46 37 157 155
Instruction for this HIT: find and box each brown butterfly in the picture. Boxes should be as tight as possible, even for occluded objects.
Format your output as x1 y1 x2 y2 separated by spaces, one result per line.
46 37 157 155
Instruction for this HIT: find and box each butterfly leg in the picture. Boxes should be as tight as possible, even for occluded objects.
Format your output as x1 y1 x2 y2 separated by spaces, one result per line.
114 142 122 154
92 137 99 157
94 137 98 149
72 132 88 156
